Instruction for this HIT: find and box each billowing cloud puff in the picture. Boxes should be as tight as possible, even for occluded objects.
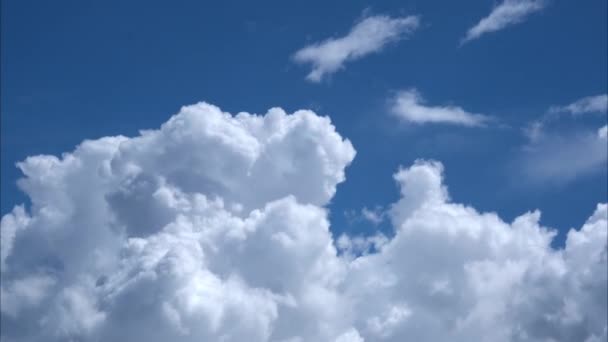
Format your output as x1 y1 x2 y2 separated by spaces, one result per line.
550 94 608 115
1 103 356 341
345 161 607 341
1 103 606 342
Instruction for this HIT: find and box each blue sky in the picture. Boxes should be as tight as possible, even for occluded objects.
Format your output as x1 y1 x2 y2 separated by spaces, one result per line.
3 0 606 242
1 1 608 341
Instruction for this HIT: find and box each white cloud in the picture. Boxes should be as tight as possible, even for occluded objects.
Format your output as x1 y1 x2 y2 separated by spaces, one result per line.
463 0 546 43
1 103 356 341
345 206 385 226
361 207 385 225
524 94 608 141
390 89 490 126
366 303 411 338
518 129 607 184
523 119 545 141
550 94 608 115
293 15 419 82
1 103 606 341
599 125 608 139
519 94 608 184
345 161 607 341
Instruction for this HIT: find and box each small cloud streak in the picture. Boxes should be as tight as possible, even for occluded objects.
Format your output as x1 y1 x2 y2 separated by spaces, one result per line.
523 94 608 142
293 15 419 82
549 94 608 115
390 89 490 127
344 206 386 225
462 0 546 43
519 130 607 184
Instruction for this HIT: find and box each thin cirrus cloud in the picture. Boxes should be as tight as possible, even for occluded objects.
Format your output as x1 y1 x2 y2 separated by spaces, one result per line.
345 206 386 226
2 102 605 341
518 129 608 185
549 94 608 115
524 94 608 141
519 94 608 184
462 0 546 43
293 14 420 82
390 89 490 127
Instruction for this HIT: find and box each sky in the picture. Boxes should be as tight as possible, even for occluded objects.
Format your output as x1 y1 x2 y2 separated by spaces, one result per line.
1 1 607 341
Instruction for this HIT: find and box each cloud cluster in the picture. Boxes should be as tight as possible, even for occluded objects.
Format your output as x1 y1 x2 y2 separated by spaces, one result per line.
347 161 607 341
293 15 419 82
1 103 606 341
463 0 546 43
390 89 490 126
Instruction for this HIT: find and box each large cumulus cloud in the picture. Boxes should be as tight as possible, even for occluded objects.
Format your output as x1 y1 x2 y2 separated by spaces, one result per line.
344 161 607 341
1 103 606 342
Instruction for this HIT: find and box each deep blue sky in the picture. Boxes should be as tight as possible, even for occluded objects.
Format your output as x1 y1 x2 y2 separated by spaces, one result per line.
2 0 607 244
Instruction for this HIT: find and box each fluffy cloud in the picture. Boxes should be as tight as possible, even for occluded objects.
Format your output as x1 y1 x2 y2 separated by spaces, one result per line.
346 161 607 341
1 103 356 341
550 94 608 115
293 15 419 82
390 89 490 126
1 103 606 341
463 0 546 43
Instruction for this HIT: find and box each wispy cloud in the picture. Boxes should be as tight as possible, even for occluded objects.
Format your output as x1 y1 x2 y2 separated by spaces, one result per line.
462 0 546 43
518 130 607 184
390 89 490 127
599 125 608 139
293 14 419 82
549 94 608 115
361 206 385 225
344 206 386 225
519 94 608 184
524 94 608 141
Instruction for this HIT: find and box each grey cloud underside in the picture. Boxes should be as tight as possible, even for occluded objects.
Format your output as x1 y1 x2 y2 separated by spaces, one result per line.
1 103 606 342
